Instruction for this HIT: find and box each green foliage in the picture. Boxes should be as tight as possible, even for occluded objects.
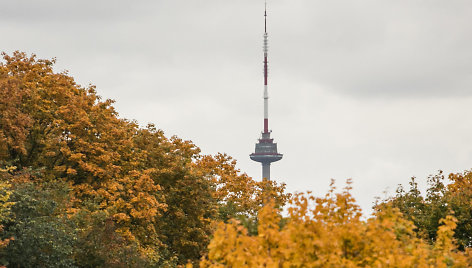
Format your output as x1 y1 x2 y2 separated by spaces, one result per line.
381 170 472 250
1 181 77 268
73 210 155 268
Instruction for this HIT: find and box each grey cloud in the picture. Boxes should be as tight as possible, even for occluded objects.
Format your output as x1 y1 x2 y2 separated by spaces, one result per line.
2 0 472 214
0 0 154 22
271 0 472 98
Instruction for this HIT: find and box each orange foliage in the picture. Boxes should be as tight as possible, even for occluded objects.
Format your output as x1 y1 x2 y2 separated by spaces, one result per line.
196 153 290 217
0 52 290 264
0 52 165 262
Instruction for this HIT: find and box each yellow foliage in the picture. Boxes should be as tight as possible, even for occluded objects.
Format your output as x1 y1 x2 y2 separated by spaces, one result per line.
201 180 472 267
0 169 14 250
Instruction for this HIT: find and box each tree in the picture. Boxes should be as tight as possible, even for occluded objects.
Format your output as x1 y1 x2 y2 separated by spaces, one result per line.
73 210 153 268
0 52 167 263
1 176 77 268
201 180 472 267
385 170 472 250
1 51 291 265
196 153 290 236
132 126 290 266
447 171 472 249
0 168 14 267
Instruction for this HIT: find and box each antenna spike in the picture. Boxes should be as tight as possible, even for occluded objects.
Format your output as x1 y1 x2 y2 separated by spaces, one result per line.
264 1 267 33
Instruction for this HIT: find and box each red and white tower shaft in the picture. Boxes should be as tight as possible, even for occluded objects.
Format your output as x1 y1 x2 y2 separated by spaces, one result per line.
263 6 269 134
250 2 283 180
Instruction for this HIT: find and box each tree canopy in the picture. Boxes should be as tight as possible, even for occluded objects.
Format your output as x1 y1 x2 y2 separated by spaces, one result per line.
382 170 472 250
201 180 472 267
0 51 289 267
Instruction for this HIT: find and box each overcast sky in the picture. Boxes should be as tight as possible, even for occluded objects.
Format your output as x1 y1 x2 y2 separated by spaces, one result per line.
3 0 472 214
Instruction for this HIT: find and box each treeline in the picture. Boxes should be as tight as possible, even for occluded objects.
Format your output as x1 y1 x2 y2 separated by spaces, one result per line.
202 175 472 267
1 52 472 267
0 52 289 267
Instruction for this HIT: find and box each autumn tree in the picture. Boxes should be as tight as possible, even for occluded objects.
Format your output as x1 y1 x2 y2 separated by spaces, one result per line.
0 51 290 265
0 168 14 266
133 127 290 265
0 51 169 263
73 210 152 268
196 153 290 235
201 180 472 267
132 125 217 265
448 171 472 249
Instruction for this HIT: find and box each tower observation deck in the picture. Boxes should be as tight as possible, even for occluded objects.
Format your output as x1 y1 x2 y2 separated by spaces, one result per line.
250 4 283 180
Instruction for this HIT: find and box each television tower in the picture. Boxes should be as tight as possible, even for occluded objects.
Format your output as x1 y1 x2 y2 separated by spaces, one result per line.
250 3 283 180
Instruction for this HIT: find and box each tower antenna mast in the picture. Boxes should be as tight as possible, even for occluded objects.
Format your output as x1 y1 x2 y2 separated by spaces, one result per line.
250 2 283 180
265 1 267 33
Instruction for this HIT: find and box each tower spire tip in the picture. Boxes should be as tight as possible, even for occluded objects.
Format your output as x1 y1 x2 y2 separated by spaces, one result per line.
264 1 267 33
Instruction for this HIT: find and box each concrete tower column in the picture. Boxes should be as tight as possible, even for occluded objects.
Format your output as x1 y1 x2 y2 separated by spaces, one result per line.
262 163 270 179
